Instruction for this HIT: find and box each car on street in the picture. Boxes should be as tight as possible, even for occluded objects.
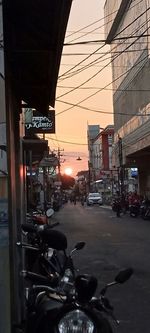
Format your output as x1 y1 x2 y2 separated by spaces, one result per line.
86 192 103 206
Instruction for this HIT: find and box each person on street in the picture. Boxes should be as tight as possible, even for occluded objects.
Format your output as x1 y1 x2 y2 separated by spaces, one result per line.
115 191 122 217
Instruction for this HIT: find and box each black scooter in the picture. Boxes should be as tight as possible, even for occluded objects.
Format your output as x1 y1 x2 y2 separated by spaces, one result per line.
129 202 140 217
23 267 133 333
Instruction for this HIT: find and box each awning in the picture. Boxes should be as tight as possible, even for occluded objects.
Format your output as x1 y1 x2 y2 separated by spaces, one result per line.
3 0 72 115
22 136 49 164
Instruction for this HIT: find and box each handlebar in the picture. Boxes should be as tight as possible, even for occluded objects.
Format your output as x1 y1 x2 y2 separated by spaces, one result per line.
21 270 59 286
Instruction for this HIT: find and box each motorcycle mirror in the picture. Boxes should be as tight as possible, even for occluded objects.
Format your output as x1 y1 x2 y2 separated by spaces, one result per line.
75 241 85 250
46 208 54 218
115 268 134 284
100 267 134 296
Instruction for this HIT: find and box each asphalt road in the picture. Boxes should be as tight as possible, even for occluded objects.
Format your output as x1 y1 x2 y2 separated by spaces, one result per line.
55 202 150 333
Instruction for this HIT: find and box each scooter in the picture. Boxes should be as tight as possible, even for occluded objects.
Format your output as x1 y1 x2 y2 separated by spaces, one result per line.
19 223 85 288
23 267 133 333
26 208 56 225
129 201 140 217
140 199 150 220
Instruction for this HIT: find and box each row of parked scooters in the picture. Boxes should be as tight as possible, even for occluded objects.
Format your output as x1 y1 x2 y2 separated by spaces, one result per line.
112 196 150 219
18 207 133 333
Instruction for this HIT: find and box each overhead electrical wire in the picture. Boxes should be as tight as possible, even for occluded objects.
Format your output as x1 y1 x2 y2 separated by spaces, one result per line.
58 1 141 79
58 46 111 81
65 18 103 39
63 34 150 45
65 0 139 41
64 5 150 46
59 40 120 81
113 5 150 39
58 15 149 82
56 18 149 101
57 84 150 92
56 52 149 117
58 42 106 80
59 5 148 80
45 136 88 146
67 22 108 44
49 0 147 148
59 63 143 68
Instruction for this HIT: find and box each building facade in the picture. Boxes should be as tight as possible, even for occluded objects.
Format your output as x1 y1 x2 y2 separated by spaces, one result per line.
87 124 114 194
104 0 150 197
0 8 7 199
87 125 100 182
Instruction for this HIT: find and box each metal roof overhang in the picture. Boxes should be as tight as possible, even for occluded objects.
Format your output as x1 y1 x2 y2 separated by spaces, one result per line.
23 136 49 164
3 0 72 115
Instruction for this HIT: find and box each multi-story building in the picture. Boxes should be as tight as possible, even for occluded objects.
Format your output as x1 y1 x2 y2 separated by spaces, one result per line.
87 124 114 191
99 125 114 171
87 125 100 181
104 0 150 197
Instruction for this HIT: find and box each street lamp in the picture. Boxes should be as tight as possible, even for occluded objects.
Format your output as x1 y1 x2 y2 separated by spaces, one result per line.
76 156 82 161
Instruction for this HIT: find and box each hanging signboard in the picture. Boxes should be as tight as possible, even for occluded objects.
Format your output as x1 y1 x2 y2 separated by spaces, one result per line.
25 110 55 134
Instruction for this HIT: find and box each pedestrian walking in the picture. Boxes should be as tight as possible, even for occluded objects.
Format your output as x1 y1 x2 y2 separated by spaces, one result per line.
115 191 121 217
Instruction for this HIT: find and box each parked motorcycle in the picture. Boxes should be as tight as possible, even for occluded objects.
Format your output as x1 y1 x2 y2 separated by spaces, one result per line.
19 223 85 287
23 267 133 333
140 199 150 220
19 224 133 333
26 208 58 226
20 223 68 278
129 200 140 217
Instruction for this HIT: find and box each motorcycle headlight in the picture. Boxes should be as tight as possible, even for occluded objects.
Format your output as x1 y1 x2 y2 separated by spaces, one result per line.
58 310 95 333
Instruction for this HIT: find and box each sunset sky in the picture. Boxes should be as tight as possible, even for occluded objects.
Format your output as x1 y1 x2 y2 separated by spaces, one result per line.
47 0 113 177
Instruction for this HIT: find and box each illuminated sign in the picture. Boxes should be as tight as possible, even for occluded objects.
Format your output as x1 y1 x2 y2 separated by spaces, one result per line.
131 168 138 177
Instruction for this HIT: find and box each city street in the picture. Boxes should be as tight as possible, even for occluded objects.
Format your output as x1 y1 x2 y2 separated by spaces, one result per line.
55 202 150 333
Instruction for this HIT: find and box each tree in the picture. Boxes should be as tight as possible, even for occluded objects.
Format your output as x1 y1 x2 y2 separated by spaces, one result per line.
60 174 75 190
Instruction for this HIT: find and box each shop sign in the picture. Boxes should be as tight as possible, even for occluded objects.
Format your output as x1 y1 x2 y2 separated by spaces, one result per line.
25 110 55 134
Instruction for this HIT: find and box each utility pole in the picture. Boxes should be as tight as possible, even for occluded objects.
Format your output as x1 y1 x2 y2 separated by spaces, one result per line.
118 136 124 196
54 148 64 181
88 160 92 192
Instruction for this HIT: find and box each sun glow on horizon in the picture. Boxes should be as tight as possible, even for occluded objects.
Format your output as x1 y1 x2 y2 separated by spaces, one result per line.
64 167 73 176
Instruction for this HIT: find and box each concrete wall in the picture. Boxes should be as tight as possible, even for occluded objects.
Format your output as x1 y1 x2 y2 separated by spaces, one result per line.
0 5 11 333
0 7 7 196
104 0 150 196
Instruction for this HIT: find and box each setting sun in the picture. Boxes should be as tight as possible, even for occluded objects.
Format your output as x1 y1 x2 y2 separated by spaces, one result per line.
64 167 73 176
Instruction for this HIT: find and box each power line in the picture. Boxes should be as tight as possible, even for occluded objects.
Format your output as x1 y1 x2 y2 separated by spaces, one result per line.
56 97 150 117
59 17 148 82
59 4 127 79
67 22 106 44
57 20 148 100
65 0 140 41
56 53 148 116
64 6 150 46
67 30 105 35
63 34 150 46
58 46 111 81
58 42 106 80
57 85 150 92
61 45 150 56
45 136 88 146
59 2 145 80
65 18 103 39
114 5 150 39
59 61 148 69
